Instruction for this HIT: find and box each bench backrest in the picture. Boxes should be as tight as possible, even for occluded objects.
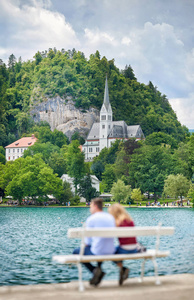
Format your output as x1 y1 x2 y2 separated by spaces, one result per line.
68 226 174 238
68 224 174 256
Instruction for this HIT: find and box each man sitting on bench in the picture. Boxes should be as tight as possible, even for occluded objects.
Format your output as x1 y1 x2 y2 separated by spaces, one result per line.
73 198 115 286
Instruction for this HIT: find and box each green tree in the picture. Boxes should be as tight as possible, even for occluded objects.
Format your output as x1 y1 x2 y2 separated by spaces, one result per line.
91 160 105 180
187 184 194 208
52 129 69 147
4 155 63 204
114 139 141 180
37 166 63 201
48 151 67 177
172 142 192 179
34 51 42 65
78 173 99 202
114 149 127 179
0 162 6 196
0 146 5 164
23 142 60 164
145 132 178 149
66 140 86 193
58 181 73 204
128 145 173 198
15 111 32 135
8 54 16 70
122 65 137 81
101 164 116 192
163 174 190 204
188 134 194 174
111 179 131 204
71 131 85 145
131 188 143 203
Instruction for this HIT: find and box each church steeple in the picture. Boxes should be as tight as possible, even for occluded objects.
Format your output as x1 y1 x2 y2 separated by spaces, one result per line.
103 75 110 110
99 75 113 151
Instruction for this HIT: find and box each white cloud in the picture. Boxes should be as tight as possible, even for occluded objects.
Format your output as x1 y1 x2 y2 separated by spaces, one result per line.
0 0 79 62
1 0 194 128
186 48 194 84
82 28 119 60
121 37 131 46
169 94 194 129
84 28 117 46
111 22 191 99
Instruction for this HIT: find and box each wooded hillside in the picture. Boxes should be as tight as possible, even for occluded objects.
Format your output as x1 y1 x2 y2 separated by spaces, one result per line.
0 48 189 147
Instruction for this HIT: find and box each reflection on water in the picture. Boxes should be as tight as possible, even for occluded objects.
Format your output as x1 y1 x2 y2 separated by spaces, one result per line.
0 207 194 285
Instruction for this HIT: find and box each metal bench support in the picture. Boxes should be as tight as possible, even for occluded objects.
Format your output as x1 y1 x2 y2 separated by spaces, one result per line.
77 262 84 292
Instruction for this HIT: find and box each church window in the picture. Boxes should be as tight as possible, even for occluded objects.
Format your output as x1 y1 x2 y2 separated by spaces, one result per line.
102 125 105 129
108 115 111 120
101 115 106 120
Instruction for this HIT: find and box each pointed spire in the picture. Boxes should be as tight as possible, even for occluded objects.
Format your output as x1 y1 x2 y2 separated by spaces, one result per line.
103 74 110 110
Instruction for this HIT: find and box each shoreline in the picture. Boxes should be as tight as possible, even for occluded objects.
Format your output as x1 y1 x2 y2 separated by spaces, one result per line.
0 205 192 209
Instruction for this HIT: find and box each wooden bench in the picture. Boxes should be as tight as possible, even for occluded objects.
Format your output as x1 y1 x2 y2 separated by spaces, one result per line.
52 223 174 291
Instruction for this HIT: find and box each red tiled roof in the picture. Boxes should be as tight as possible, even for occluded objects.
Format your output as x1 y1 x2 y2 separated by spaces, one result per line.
5 135 37 148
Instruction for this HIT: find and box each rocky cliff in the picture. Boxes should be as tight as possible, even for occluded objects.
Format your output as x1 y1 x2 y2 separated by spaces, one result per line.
30 96 99 139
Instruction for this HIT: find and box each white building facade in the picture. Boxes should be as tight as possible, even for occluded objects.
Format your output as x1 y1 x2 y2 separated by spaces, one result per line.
82 76 145 160
5 135 37 161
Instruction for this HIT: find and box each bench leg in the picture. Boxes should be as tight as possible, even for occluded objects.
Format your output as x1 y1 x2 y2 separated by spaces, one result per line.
77 263 84 292
138 259 146 282
152 258 160 285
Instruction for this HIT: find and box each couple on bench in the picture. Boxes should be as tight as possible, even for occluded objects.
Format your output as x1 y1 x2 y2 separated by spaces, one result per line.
73 198 145 287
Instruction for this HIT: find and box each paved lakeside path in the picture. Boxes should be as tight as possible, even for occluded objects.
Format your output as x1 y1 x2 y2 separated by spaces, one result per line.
0 274 193 300
0 205 192 208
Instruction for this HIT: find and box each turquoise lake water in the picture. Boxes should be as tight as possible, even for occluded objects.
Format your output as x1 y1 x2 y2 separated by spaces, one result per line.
0 207 194 286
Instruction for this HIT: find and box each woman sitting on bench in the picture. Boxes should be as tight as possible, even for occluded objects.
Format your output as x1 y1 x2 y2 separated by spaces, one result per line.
108 203 145 285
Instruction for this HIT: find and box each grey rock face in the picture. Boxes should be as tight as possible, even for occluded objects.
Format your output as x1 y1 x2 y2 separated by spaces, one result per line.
30 96 99 139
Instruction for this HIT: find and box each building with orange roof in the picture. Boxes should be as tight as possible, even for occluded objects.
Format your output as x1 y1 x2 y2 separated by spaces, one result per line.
5 134 37 161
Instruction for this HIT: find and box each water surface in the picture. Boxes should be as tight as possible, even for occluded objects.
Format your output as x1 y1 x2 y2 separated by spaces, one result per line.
0 207 193 285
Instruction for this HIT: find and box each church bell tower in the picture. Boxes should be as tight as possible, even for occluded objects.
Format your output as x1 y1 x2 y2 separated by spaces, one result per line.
99 76 113 151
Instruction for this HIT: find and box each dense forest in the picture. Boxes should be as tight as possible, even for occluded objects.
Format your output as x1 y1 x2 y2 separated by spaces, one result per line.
0 48 194 206
0 48 189 148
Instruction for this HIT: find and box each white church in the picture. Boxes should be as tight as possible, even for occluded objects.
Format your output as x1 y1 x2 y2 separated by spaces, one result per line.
82 76 145 160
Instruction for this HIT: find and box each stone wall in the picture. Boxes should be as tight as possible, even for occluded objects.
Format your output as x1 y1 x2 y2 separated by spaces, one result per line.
30 96 99 139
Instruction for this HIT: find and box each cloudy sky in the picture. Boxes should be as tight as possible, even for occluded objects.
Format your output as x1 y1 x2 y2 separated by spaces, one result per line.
1 0 194 129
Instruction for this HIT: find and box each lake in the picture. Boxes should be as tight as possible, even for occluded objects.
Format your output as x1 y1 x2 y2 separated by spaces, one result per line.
0 207 194 286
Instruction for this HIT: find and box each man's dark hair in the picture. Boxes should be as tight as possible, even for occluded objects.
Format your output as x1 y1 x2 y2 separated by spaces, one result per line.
91 198 103 210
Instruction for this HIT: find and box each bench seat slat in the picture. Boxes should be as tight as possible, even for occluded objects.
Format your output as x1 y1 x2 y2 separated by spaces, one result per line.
68 227 174 238
53 250 170 264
